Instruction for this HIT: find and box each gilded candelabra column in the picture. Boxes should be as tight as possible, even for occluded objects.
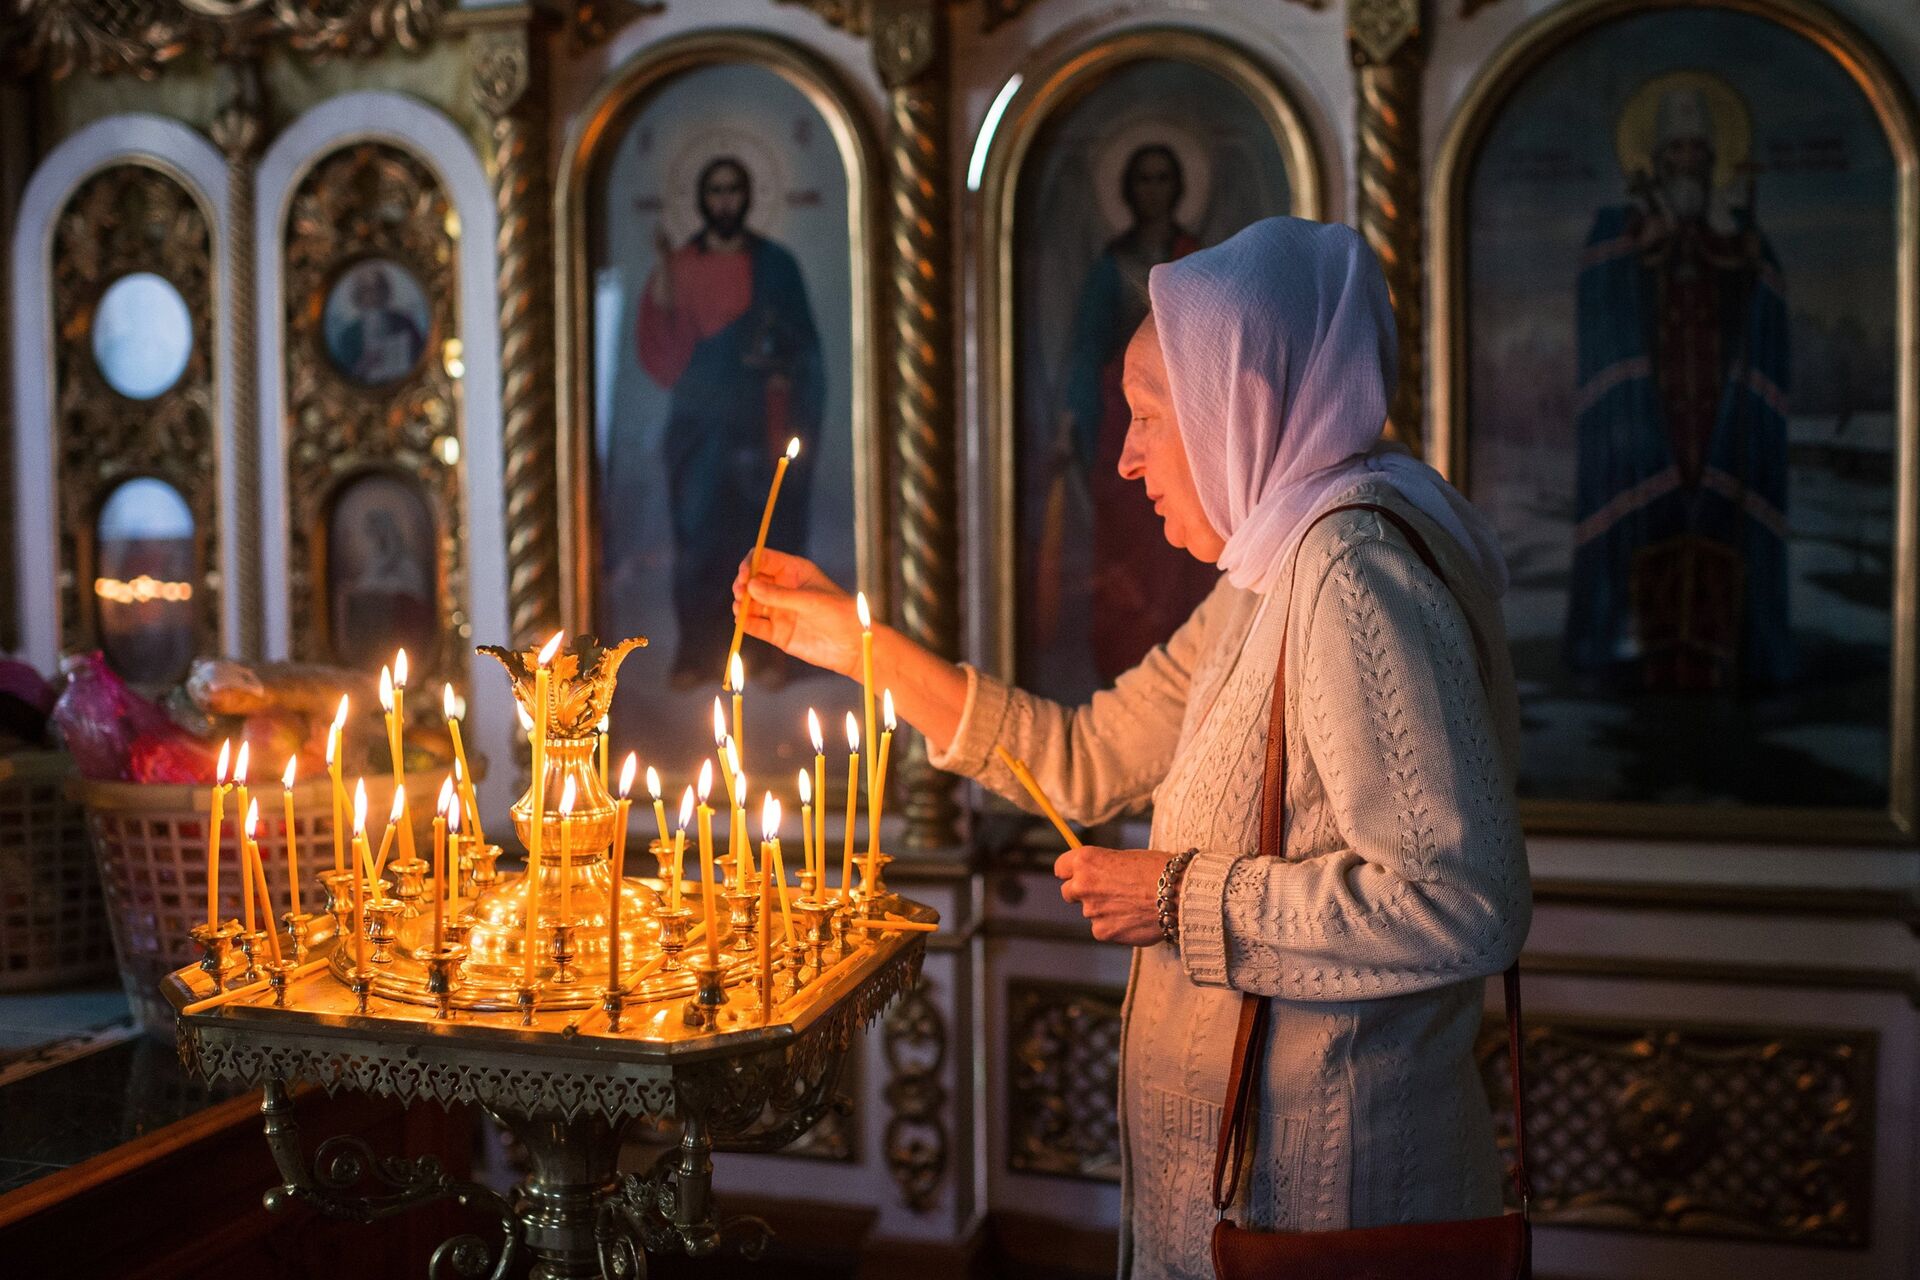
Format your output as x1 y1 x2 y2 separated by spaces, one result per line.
1349 0 1428 455
874 0 960 851
473 23 562 647
212 58 267 657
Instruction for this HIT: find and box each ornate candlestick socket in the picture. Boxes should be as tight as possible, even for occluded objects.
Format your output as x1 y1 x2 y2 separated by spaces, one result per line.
647 837 674 884
263 960 296 1008
349 968 375 1014
600 985 627 1033
683 959 728 1030
794 899 834 976
189 921 242 988
282 911 321 963
724 877 762 956
441 914 473 949
387 858 428 914
517 984 539 1026
653 904 694 973
421 944 467 1020
782 940 808 999
830 902 856 957
318 869 357 937
366 898 403 964
857 853 894 911
549 921 579 986
235 929 267 985
465 843 503 898
798 868 820 900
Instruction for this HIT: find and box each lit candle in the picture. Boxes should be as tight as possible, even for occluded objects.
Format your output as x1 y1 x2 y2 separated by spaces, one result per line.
380 662 419 871
433 776 452 952
696 760 720 966
713 698 735 803
374 785 405 883
729 653 745 765
612 753 636 993
205 739 231 929
731 767 749 886
865 690 895 895
231 741 251 909
558 775 577 922
646 766 669 861
240 793 257 936
351 781 370 973
525 631 563 988
597 713 610 790
759 798 773 1020
281 756 303 918
807 710 825 886
244 800 282 965
328 697 349 874
797 768 814 892
856 592 876 795
444 683 487 846
725 435 802 675
446 791 463 920
674 787 693 912
379 664 402 788
763 793 793 939
841 713 860 903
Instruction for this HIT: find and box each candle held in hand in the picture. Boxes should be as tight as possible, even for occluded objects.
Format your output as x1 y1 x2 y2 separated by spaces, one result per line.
726 435 801 675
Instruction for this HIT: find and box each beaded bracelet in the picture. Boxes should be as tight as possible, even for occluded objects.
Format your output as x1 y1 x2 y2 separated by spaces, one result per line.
1156 848 1199 947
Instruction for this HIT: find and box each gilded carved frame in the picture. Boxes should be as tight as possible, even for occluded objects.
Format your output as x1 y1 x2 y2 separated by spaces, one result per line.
553 30 888 637
51 159 221 669
280 139 467 683
1429 0 1920 843
976 27 1328 683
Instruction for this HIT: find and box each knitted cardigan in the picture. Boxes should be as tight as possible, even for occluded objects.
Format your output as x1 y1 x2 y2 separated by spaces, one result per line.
930 481 1531 1279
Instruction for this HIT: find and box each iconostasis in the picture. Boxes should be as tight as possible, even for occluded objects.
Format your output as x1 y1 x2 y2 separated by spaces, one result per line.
2 0 1916 1275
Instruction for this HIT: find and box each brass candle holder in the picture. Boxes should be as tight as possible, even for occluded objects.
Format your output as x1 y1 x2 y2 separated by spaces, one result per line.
318 869 355 937
683 958 728 1030
264 960 296 1008
366 898 403 964
781 940 808 999
189 921 243 988
282 910 323 962
463 842 502 898
858 852 895 911
387 858 428 915
654 903 694 973
548 921 579 986
724 877 761 957
236 929 267 985
349 968 375 1015
421 944 466 1020
794 899 835 977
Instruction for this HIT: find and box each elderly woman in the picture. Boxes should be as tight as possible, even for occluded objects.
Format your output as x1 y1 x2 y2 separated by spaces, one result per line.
733 217 1530 1279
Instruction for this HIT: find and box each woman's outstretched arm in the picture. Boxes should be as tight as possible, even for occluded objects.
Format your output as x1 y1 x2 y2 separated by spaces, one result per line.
734 548 1222 824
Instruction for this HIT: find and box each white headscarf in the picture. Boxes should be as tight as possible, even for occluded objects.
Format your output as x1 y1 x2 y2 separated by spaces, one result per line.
1147 217 1507 596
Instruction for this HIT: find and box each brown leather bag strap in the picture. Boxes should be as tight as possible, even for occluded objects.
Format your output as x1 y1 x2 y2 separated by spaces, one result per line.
1210 502 1530 1218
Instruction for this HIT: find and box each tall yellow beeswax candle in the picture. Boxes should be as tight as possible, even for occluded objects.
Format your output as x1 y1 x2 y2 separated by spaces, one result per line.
281 757 303 917
725 436 801 675
696 761 720 966
807 710 825 885
205 740 231 929
841 714 859 903
856 593 875 795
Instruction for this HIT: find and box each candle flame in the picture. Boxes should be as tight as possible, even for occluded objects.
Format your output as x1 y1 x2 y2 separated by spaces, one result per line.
642 762 658 801
846 711 860 752
517 703 534 733
325 733 336 766
678 786 695 829
453 756 464 781
447 797 462 833
393 648 409 689
798 768 812 804
245 797 259 837
856 591 872 630
712 697 727 746
282 756 297 789
729 652 745 694
785 436 801 461
443 682 459 719
537 630 564 666
697 759 714 802
390 785 407 823
216 738 231 784
883 688 897 731
762 791 780 839
379 665 393 712
808 707 823 753
560 775 577 815
353 779 368 833
333 695 350 730
438 775 455 816
234 740 250 784
724 737 741 782
734 770 747 808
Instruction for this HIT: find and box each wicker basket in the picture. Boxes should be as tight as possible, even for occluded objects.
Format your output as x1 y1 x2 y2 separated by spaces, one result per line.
0 750 115 992
77 773 433 1032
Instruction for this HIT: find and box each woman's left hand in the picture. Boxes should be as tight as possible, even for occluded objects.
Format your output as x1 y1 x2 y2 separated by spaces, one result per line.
1055 846 1166 947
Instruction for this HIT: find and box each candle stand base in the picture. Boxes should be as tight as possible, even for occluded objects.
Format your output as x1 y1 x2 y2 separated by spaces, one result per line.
236 930 268 986
264 961 295 1008
349 968 374 1015
600 986 627 1033
283 911 323 962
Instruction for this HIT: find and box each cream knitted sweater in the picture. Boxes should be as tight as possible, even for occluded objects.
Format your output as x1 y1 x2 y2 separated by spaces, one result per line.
931 482 1531 1279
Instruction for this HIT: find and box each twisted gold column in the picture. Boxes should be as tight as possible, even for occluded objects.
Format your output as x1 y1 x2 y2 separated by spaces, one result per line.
474 26 561 647
212 59 266 658
1350 0 1428 455
874 1 960 851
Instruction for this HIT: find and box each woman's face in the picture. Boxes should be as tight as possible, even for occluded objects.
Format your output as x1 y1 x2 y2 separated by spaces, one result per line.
1118 319 1226 563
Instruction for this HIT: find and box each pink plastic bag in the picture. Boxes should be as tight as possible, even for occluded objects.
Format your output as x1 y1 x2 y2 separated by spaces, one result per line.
49 653 139 780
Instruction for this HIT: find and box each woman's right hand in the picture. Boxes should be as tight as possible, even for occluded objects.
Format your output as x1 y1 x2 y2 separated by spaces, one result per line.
732 549 863 679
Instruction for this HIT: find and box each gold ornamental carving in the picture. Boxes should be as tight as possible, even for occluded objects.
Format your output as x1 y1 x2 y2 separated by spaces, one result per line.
1477 1014 1874 1244
213 57 267 657
281 142 466 680
51 163 219 660
882 974 947 1209
472 23 562 648
1007 981 1123 1182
